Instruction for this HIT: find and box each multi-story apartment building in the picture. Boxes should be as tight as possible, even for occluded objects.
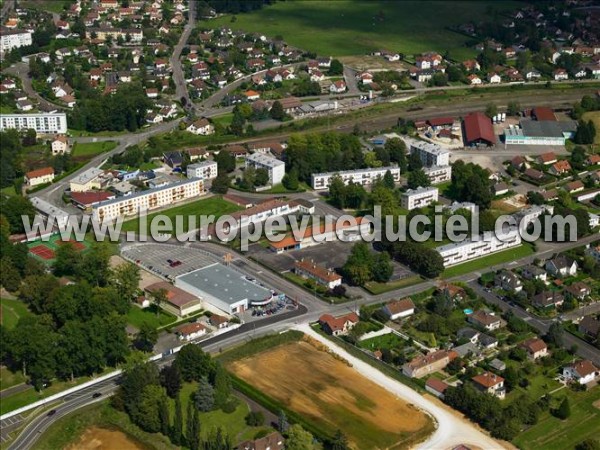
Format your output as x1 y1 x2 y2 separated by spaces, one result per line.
0 29 32 53
409 140 450 167
92 178 205 222
86 27 143 43
401 186 439 210
423 165 452 184
245 153 285 185
187 161 218 180
0 113 68 134
436 230 522 267
311 166 400 190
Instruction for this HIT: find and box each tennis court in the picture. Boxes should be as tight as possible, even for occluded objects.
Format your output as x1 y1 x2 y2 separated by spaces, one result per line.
27 234 90 264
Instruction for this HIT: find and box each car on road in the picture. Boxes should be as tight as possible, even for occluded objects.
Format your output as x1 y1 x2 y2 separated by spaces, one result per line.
92 392 102 398
47 409 56 416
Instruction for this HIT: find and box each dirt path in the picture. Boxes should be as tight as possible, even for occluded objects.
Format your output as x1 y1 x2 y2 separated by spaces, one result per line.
297 324 511 450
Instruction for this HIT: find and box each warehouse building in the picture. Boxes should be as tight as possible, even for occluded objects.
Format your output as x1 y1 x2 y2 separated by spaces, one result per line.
175 263 273 314
463 112 496 146
504 119 577 147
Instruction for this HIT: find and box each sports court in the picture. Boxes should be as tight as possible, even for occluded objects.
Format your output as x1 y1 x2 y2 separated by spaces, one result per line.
27 234 90 264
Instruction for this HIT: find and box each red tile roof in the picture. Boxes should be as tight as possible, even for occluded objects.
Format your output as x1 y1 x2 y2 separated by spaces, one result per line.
532 107 556 121
295 259 341 283
385 298 415 315
426 377 450 394
463 112 495 145
472 371 504 388
70 191 114 206
176 322 206 336
318 312 359 332
25 167 54 179
520 338 547 354
569 360 598 378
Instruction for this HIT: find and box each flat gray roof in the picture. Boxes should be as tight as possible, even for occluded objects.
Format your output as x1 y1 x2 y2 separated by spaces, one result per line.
520 118 577 138
177 263 272 305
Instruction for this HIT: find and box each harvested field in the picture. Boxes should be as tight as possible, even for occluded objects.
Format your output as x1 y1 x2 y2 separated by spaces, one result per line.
65 426 144 450
227 339 432 449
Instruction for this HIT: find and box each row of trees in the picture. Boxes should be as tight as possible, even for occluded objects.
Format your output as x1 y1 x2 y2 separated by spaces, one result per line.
342 242 392 286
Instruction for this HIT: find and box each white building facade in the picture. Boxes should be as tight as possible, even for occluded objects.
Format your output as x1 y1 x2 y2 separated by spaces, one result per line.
187 161 218 180
409 140 450 167
436 231 522 267
0 29 32 53
245 153 285 185
401 186 439 210
312 166 400 190
0 113 68 134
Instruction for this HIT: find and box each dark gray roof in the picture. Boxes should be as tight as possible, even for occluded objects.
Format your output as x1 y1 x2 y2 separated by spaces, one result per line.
520 118 577 138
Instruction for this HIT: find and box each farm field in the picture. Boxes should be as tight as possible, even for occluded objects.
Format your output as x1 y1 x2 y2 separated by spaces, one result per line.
211 1 520 60
72 141 117 157
513 387 600 450
121 196 242 233
227 339 433 449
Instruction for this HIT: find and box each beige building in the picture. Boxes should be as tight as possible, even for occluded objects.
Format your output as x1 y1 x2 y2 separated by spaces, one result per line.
51 135 69 155
70 168 104 192
402 350 457 378
25 167 54 187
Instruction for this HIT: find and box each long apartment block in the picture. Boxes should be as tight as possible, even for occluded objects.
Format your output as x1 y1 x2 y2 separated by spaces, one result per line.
312 166 400 190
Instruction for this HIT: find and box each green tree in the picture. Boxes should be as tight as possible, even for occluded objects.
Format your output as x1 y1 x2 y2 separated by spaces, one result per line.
211 173 230 194
278 410 289 433
212 363 231 409
187 401 201 450
328 175 347 209
269 100 286 121
160 364 182 398
137 385 167 433
285 425 319 450
195 377 215 412
329 59 343 75
150 288 168 316
575 439 600 450
254 168 270 186
372 252 393 283
407 169 431 189
171 395 184 445
282 168 299 190
245 411 264 426
134 322 158 352
485 103 498 119
111 263 140 302
382 170 396 189
214 151 236 173
507 101 521 116
408 152 423 171
175 344 214 382
385 138 407 172
555 397 571 419
0 257 21 292
159 395 170 436
332 429 349 450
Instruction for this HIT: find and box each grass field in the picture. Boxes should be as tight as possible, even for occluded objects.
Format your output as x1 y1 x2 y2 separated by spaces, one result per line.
125 305 177 330
358 332 405 351
442 243 535 279
363 275 423 295
211 1 520 60
0 298 32 330
0 367 27 392
513 387 600 450
72 141 117 157
121 196 242 234
227 338 433 449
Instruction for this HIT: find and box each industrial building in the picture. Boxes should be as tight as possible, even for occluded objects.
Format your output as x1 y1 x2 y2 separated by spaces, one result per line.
175 263 273 314
245 153 285 185
463 112 496 146
503 119 577 147
311 166 400 190
0 113 68 134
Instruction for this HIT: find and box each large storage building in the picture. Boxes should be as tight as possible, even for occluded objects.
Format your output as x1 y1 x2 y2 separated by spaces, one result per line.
463 112 496 146
504 119 577 147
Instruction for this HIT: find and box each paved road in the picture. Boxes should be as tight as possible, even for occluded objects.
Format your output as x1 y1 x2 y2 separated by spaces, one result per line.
170 0 195 111
4 63 67 112
343 65 360 95
0 0 15 21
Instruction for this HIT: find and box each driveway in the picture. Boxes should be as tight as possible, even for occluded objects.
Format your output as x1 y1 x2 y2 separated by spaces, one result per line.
298 324 507 450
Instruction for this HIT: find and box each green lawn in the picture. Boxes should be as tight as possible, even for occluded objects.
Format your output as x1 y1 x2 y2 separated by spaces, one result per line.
363 275 423 295
0 298 33 330
513 387 600 450
21 0 70 13
442 244 535 279
125 305 177 330
72 141 117 157
121 196 242 234
0 367 27 392
211 1 520 60
358 332 405 351
0 185 17 196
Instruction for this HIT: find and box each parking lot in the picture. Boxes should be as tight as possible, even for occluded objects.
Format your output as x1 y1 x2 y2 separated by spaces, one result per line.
121 243 220 279
251 240 416 282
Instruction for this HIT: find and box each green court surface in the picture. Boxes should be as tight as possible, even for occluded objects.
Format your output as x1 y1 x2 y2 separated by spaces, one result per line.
26 234 90 264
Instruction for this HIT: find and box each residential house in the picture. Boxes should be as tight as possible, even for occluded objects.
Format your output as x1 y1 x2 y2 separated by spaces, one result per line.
318 312 359 336
382 298 416 320
549 160 572 176
294 259 342 290
175 323 207 341
521 265 547 282
532 291 565 309
467 74 482 85
163 151 183 168
468 310 504 331
402 350 457 378
586 154 600 165
541 189 559 201
494 270 523 292
565 282 591 300
511 155 529 170
545 256 578 277
425 378 450 399
437 283 466 301
146 88 158 98
244 90 260 101
186 118 214 135
237 431 285 450
578 316 600 340
565 180 584 193
25 167 54 187
538 152 558 165
310 70 325 82
525 69 542 80
488 73 502 84
463 59 481 72
209 314 230 329
51 135 69 155
520 338 549 360
329 80 347 94
16 99 33 111
554 68 569 81
563 360 599 384
524 168 545 181
493 182 510 196
471 372 506 399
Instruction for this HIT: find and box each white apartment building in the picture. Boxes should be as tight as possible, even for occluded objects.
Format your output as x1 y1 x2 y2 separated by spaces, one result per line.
401 186 439 210
92 178 205 222
312 166 401 190
436 230 522 267
245 153 285 185
70 168 104 192
0 113 68 134
187 161 218 180
409 140 450 167
423 165 452 184
513 205 554 229
0 29 32 53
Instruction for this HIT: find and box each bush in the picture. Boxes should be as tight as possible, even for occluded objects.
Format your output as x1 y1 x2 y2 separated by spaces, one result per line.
222 397 238 414
245 411 265 426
